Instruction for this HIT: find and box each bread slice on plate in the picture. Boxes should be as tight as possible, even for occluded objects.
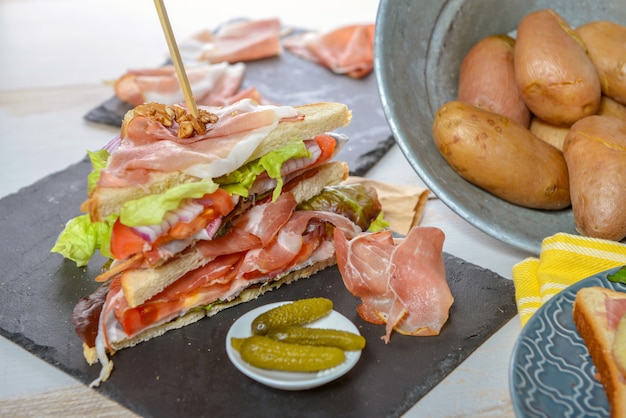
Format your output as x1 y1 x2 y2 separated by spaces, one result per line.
573 286 626 418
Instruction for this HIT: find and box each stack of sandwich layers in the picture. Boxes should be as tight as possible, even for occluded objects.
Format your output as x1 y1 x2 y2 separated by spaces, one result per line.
52 98 384 386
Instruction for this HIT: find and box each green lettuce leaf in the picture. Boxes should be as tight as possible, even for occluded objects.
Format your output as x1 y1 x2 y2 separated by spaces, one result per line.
86 149 110 194
607 266 626 285
367 211 390 232
297 183 386 231
215 139 310 201
51 213 116 267
120 177 219 227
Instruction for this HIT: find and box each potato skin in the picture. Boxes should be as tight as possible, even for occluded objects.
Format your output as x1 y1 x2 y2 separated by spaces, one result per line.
432 101 570 210
529 117 569 151
458 34 531 127
576 21 626 105
598 95 626 122
514 9 601 126
563 115 626 241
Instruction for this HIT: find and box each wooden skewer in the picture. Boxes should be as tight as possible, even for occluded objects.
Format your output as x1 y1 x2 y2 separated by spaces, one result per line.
153 0 199 118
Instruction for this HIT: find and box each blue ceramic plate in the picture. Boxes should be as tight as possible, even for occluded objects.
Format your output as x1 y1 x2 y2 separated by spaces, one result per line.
509 267 625 417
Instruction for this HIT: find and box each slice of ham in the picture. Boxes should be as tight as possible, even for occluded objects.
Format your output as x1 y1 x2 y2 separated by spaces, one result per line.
195 191 297 260
283 23 375 79
238 209 360 279
221 86 275 106
606 296 626 331
179 18 282 64
334 229 395 324
100 195 363 340
385 227 453 339
114 62 246 107
99 99 299 187
232 191 297 246
334 226 453 342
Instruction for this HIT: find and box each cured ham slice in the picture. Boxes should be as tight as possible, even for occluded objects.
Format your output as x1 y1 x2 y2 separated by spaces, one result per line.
114 62 246 107
334 229 395 324
98 193 365 341
231 191 297 246
179 18 282 64
606 296 626 331
283 24 375 79
99 99 299 186
221 86 274 106
385 227 453 339
334 226 453 342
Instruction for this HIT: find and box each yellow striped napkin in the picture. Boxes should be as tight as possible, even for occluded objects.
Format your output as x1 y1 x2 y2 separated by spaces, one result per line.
512 232 626 327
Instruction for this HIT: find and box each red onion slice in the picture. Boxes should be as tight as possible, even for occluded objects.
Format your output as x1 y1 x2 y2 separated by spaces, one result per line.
102 136 121 154
131 199 205 243
280 140 321 176
194 217 223 241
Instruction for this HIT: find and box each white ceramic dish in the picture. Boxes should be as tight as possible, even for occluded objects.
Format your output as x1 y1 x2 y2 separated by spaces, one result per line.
225 301 362 391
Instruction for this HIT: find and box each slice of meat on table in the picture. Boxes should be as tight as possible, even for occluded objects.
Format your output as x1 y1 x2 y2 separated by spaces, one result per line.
114 62 251 107
283 23 375 79
179 18 283 64
334 226 454 342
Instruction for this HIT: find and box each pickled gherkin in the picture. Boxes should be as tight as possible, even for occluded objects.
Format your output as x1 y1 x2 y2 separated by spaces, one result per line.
267 326 366 351
251 298 333 335
231 335 345 372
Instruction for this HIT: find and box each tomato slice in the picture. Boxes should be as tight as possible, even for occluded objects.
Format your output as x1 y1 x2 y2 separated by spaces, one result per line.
110 219 147 260
207 188 236 215
165 189 234 240
109 189 235 261
314 134 337 164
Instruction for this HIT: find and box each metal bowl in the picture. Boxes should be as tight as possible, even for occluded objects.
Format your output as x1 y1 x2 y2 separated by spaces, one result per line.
374 0 626 255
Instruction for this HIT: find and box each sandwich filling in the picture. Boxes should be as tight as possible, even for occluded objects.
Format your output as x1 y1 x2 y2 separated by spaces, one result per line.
74 185 382 387
52 98 386 386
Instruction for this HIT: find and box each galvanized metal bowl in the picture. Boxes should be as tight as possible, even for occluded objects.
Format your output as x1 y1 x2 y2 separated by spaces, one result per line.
374 0 626 254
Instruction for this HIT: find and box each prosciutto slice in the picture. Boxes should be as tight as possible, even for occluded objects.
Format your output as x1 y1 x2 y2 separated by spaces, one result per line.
114 62 246 107
99 99 299 187
334 226 453 342
179 18 282 64
283 23 375 79
99 192 364 341
606 296 626 331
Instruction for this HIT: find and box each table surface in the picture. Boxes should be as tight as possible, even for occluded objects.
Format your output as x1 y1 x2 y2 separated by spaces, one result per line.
0 1 531 416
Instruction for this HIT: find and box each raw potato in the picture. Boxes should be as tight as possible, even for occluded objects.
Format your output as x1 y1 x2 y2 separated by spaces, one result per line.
514 9 601 126
576 21 626 105
432 101 570 210
563 115 626 241
458 34 530 127
529 117 569 151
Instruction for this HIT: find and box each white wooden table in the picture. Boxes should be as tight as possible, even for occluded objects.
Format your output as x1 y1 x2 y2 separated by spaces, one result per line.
0 1 529 416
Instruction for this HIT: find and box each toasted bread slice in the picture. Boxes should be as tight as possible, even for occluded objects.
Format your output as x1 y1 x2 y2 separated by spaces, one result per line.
119 161 348 308
573 286 626 418
85 102 351 222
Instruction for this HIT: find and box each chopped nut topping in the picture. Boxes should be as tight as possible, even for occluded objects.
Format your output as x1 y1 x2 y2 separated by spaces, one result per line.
133 102 218 139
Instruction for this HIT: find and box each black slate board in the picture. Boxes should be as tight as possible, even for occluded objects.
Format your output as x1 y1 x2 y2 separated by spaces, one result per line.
0 157 517 418
84 41 394 177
